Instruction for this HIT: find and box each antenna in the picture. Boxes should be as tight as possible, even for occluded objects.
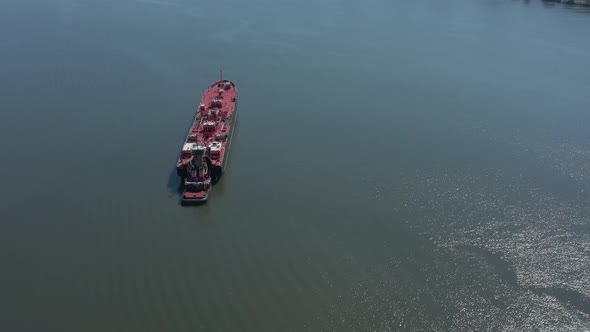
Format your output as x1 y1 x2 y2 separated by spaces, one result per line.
220 69 223 81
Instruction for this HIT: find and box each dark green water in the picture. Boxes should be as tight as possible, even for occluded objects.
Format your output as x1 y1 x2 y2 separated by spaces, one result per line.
2 0 590 330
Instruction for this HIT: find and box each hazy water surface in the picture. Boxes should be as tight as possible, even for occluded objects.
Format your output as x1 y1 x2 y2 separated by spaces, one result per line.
1 0 590 330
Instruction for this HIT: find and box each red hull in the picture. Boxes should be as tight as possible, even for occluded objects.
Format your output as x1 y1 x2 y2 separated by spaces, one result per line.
176 80 238 204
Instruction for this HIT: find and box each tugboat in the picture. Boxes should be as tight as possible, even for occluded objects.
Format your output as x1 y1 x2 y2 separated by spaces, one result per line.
176 80 238 204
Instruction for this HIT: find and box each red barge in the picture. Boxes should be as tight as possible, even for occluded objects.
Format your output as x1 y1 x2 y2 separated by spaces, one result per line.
176 80 238 204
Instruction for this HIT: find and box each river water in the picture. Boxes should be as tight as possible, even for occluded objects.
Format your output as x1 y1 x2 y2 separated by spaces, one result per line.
1 0 590 330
